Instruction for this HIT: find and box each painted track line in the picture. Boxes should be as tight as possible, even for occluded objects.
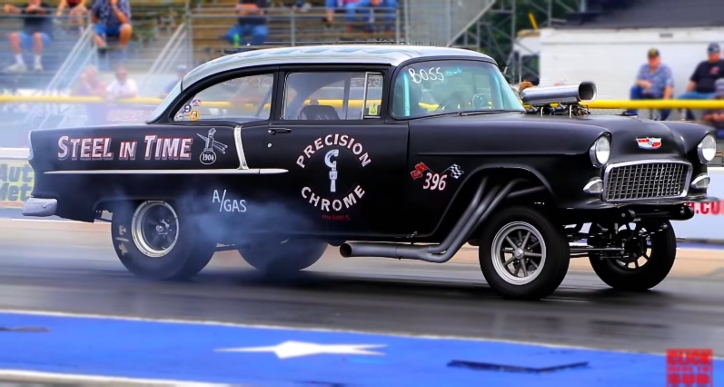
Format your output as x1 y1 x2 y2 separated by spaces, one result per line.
3 308 721 360
0 369 229 386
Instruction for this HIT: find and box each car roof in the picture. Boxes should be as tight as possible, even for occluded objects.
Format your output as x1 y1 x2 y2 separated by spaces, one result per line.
182 44 496 90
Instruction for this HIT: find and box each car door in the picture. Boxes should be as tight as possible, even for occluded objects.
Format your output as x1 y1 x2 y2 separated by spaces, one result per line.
254 69 410 237
163 69 280 222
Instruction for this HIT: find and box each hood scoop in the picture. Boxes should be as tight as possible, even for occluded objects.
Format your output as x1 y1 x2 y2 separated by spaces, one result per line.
521 82 598 117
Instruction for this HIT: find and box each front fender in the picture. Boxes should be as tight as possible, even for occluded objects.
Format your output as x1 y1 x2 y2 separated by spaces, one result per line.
659 121 716 154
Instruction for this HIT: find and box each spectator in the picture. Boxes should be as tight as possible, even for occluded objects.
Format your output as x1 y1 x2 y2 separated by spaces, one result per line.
160 65 188 98
56 0 87 32
625 48 673 120
291 0 311 12
325 0 359 33
679 43 724 120
106 66 137 100
358 0 396 34
224 0 269 47
91 0 132 50
703 79 724 137
72 65 107 125
2 0 53 72
73 65 106 96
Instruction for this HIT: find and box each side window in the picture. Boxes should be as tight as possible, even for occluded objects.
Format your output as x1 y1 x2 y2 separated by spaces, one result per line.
282 71 384 120
174 73 274 122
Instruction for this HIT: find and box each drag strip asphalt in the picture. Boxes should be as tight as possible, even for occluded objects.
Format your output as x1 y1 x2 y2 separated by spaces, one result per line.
1 218 724 361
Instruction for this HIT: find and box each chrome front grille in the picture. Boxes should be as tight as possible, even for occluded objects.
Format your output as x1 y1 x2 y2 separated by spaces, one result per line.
603 161 691 202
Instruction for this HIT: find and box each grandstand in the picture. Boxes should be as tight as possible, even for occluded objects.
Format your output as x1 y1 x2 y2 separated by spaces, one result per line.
0 0 525 94
0 0 412 144
190 1 404 63
0 0 407 91
0 0 188 91
16 0 722 95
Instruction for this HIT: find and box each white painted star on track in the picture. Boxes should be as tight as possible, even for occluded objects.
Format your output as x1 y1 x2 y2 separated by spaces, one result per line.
215 340 387 359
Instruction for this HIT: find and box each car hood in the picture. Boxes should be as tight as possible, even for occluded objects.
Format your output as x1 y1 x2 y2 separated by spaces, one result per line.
411 113 704 156
556 114 687 155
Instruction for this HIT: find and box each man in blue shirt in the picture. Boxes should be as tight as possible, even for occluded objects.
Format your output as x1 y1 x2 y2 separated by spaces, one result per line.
626 48 673 120
3 0 53 72
325 0 360 33
224 0 268 47
679 43 724 120
357 0 396 33
91 0 132 50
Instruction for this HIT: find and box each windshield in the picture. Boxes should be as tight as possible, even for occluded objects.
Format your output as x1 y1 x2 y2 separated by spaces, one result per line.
391 60 524 118
146 81 182 123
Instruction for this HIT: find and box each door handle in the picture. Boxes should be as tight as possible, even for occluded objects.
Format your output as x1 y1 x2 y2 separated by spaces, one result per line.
268 128 292 135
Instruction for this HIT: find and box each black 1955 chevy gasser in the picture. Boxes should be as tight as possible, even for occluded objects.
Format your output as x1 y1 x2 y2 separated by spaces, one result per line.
22 44 718 299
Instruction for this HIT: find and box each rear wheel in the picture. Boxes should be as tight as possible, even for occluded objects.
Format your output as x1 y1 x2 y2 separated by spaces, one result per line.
588 220 676 291
479 206 570 300
111 200 216 280
238 238 327 276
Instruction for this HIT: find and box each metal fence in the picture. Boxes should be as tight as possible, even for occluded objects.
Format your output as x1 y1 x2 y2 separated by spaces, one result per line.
186 6 403 62
0 14 99 146
139 20 194 97
131 5 406 95
404 0 496 46
0 2 192 143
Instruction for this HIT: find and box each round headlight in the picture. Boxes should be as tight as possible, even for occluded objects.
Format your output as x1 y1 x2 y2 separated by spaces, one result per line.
589 136 610 167
697 134 716 164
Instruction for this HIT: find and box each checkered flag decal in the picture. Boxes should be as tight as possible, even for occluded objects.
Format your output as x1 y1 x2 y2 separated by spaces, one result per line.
447 164 464 179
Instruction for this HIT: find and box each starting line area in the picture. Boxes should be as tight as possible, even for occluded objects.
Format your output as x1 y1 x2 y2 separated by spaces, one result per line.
0 311 720 386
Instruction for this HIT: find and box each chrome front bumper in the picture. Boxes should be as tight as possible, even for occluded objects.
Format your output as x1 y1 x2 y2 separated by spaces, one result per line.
22 198 58 217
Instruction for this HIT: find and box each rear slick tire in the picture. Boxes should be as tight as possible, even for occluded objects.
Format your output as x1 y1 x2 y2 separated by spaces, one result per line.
111 200 216 281
238 238 327 276
478 205 570 300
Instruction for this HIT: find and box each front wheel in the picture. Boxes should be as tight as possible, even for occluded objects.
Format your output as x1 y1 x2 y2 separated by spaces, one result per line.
111 200 216 280
238 238 327 275
588 220 676 291
478 206 570 300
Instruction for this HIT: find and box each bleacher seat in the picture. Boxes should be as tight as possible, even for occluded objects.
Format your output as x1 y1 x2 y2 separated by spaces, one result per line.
0 18 83 89
0 0 401 91
0 0 189 91
191 1 403 63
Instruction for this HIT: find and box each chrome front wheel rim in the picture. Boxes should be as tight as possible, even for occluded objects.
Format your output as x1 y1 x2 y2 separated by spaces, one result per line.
490 221 547 285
